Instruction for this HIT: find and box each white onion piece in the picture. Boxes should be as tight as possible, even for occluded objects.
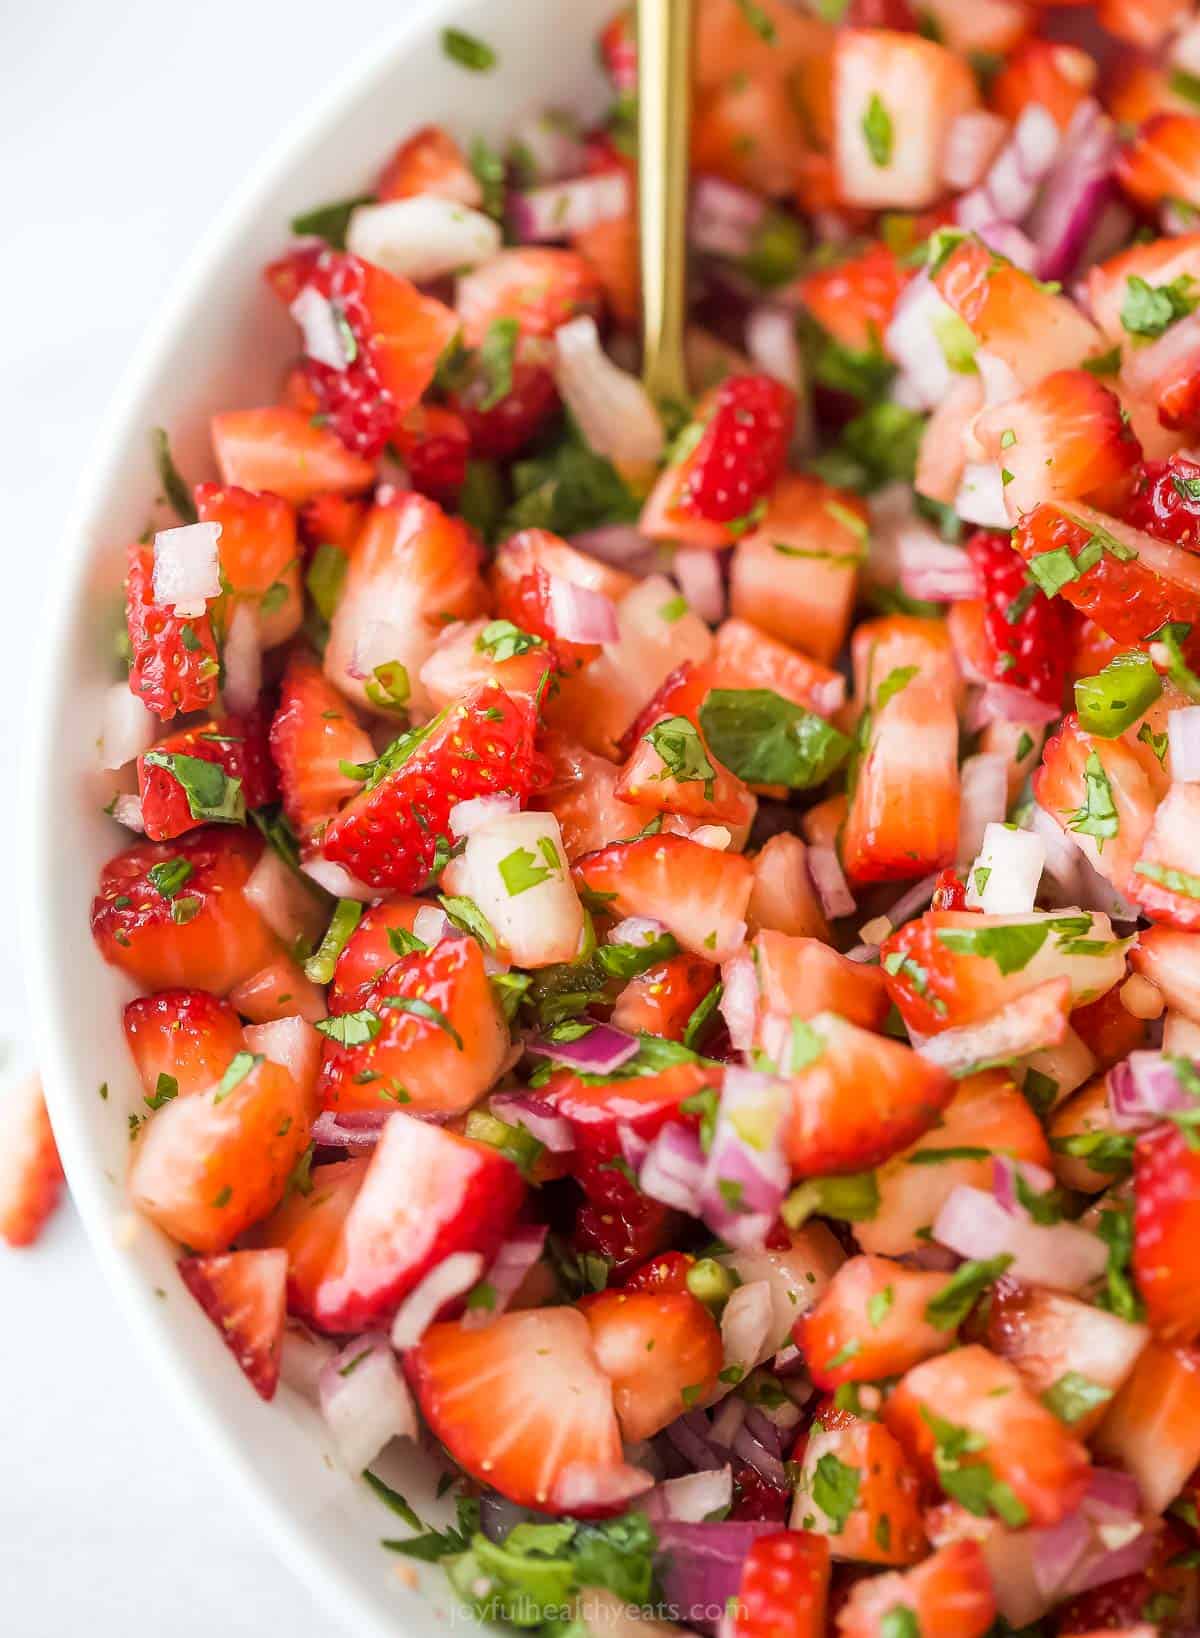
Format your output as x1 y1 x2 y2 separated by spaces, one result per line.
346 617 408 685
222 601 262 715
976 349 1023 410
957 753 1010 865
99 684 157 771
720 1279 776 1381
885 275 957 411
673 548 725 625
645 1467 734 1524
1028 803 1087 899
460 1226 548 1330
111 794 145 833
550 1462 654 1515
746 305 803 394
807 846 855 920
300 857 378 902
346 196 500 281
1168 708 1200 782
318 1334 417 1471
289 285 352 371
609 915 670 948
391 1253 485 1351
966 821 1046 914
720 951 759 1055
280 1325 337 1401
934 1184 1107 1292
699 1070 790 1250
975 221 1038 272
244 849 328 950
510 171 630 241
412 905 451 947
554 316 664 466
942 111 1010 192
955 462 1011 529
690 826 734 852
546 570 620 645
967 682 1062 730
243 1015 322 1090
447 792 521 840
152 521 221 617
509 109 586 183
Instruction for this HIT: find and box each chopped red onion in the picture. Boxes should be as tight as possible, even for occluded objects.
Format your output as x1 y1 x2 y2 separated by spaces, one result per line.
640 1122 706 1214
917 977 1069 1076
110 793 145 833
461 1224 547 1329
1108 1050 1197 1131
509 171 630 242
731 1421 787 1488
655 1521 777 1636
897 527 983 603
619 1122 651 1171
551 1461 655 1516
991 1154 1059 1213
568 524 658 573
1067 1523 1155 1595
1028 101 1118 283
942 110 1010 192
663 1409 727 1473
976 221 1038 271
318 1333 417 1471
153 521 222 617
526 1021 639 1075
490 1092 575 1152
957 753 1010 865
876 873 939 936
710 1396 747 1448
645 1466 734 1524
955 462 1011 529
545 573 619 646
719 951 759 1056
807 846 856 920
300 856 378 902
311 1110 390 1150
689 176 765 259
957 103 1060 230
699 1071 790 1249
345 196 501 281
673 548 726 626
967 683 1062 731
508 109 586 183
390 1252 485 1351
965 821 1046 915
1169 707 1200 781
1032 1507 1095 1599
99 684 157 771
289 285 352 371
554 316 665 466
933 1183 1107 1292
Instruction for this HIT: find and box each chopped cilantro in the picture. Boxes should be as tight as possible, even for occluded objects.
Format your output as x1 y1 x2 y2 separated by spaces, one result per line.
1042 1371 1114 1425
698 688 851 789
862 93 894 166
142 752 245 825
925 1255 1013 1331
441 27 496 70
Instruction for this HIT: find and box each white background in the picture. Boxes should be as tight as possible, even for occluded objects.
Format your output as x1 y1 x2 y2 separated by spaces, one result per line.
2 3 403 1632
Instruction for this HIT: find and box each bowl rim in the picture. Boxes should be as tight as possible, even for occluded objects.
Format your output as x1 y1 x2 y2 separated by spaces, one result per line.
22 5 503 1633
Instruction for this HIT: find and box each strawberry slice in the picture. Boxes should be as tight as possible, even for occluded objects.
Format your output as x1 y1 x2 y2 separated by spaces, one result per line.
125 540 220 721
1134 1122 1200 1345
754 932 890 1033
376 123 482 205
747 836 832 945
615 717 755 828
960 529 1072 707
322 681 545 893
1117 112 1200 212
420 617 555 715
640 374 796 548
1130 924 1200 1019
991 39 1097 132
406 1306 633 1513
298 490 366 556
0 1074 63 1249
268 651 376 848
137 710 275 842
791 1400 927 1566
573 835 754 962
1119 452 1200 549
268 248 458 457
178 1248 287 1400
795 240 910 357
490 529 634 671
620 1250 695 1294
194 482 301 647
1129 781 1200 930
798 1255 956 1391
712 618 846 720
326 897 423 1012
837 1539 996 1638
210 407 375 504
784 1012 954 1178
318 935 509 1118
1012 502 1200 654
312 1113 524 1333
454 246 603 346
91 829 280 994
610 954 720 1042
249 1155 369 1323
129 1047 313 1252
579 1289 723 1440
1094 1338 1200 1514
532 732 660 861
733 1531 830 1638
1033 714 1162 896
884 1344 1092 1528
123 989 247 1100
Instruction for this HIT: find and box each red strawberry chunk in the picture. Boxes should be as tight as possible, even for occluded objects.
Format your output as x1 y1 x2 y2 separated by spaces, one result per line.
312 1112 524 1333
791 1406 927 1566
125 541 220 721
193 482 301 642
0 1074 63 1249
572 1195 679 1280
327 897 423 1012
249 1156 369 1324
619 1250 695 1294
376 124 482 206
965 529 1070 707
269 650 376 847
610 954 720 1042
733 1531 830 1638
798 1255 956 1390
580 1289 723 1441
454 246 603 347
445 340 561 460
123 988 246 1100
837 1540 996 1638
1120 453 1200 549
322 680 546 893
393 403 470 502
573 835 754 963
137 709 275 842
1135 1122 1200 1345
210 407 375 504
178 1248 287 1400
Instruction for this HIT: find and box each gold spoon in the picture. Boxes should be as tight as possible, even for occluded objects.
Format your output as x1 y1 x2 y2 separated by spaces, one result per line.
637 0 694 408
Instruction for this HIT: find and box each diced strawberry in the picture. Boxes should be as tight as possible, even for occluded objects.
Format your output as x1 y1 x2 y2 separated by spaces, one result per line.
915 374 984 506
1134 1122 1200 1345
123 988 246 1099
137 710 276 842
881 907 1130 1037
375 123 482 205
0 1074 63 1249
1099 0 1189 47
976 370 1142 525
574 835 754 962
298 490 366 555
490 528 634 670
836 1540 997 1638
326 896 423 1012
748 836 832 945
1093 1338 1200 1514
803 794 848 853
420 617 554 714
799 1255 957 1390
694 0 831 101
1118 113 1200 212
755 932 890 1035
931 866 970 911
210 407 375 504
615 720 755 828
728 477 865 666
229 954 325 1026
1048 1074 1125 1195
317 934 509 1118
579 1289 723 1440
1055 1518 1198 1634
572 1194 679 1281
572 209 640 331
620 1250 694 1294
407 1306 631 1513
934 236 1105 389
692 72 813 200
193 482 301 646
884 1345 1092 1527
249 1156 368 1323
979 1279 1151 1437
795 241 911 357
713 618 846 720
1129 782 1200 929
1108 56 1200 126
268 249 458 457
178 1248 287 1399
610 954 719 1042
598 6 637 92
792 1404 928 1565
1130 924 1200 1021
91 829 280 995
730 1463 793 1526
268 650 376 849
445 339 562 460
857 1070 1051 1259
312 1113 523 1333
129 1047 313 1251
1033 714 1161 895
322 681 544 893
1071 984 1149 1070
392 403 469 502
990 39 1097 131
532 731 659 861
1086 237 1200 346
455 246 603 347
733 1531 831 1638
842 616 961 886
640 374 796 548
124 540 219 721
784 1011 954 1177
1120 451 1200 551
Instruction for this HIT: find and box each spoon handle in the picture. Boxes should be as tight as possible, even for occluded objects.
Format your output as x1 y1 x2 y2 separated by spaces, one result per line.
637 0 694 408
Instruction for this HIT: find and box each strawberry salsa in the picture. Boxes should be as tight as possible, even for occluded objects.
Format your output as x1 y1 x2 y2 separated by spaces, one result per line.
83 1 1200 1634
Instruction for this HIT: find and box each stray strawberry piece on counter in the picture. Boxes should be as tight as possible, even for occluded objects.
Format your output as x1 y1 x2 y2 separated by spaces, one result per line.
0 1074 64 1250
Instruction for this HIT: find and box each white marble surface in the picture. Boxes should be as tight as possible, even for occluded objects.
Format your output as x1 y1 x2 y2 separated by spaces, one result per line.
1 3 402 1632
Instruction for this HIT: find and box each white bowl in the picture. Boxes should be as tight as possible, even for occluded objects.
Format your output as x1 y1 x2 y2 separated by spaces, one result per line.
23 3 614 1631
